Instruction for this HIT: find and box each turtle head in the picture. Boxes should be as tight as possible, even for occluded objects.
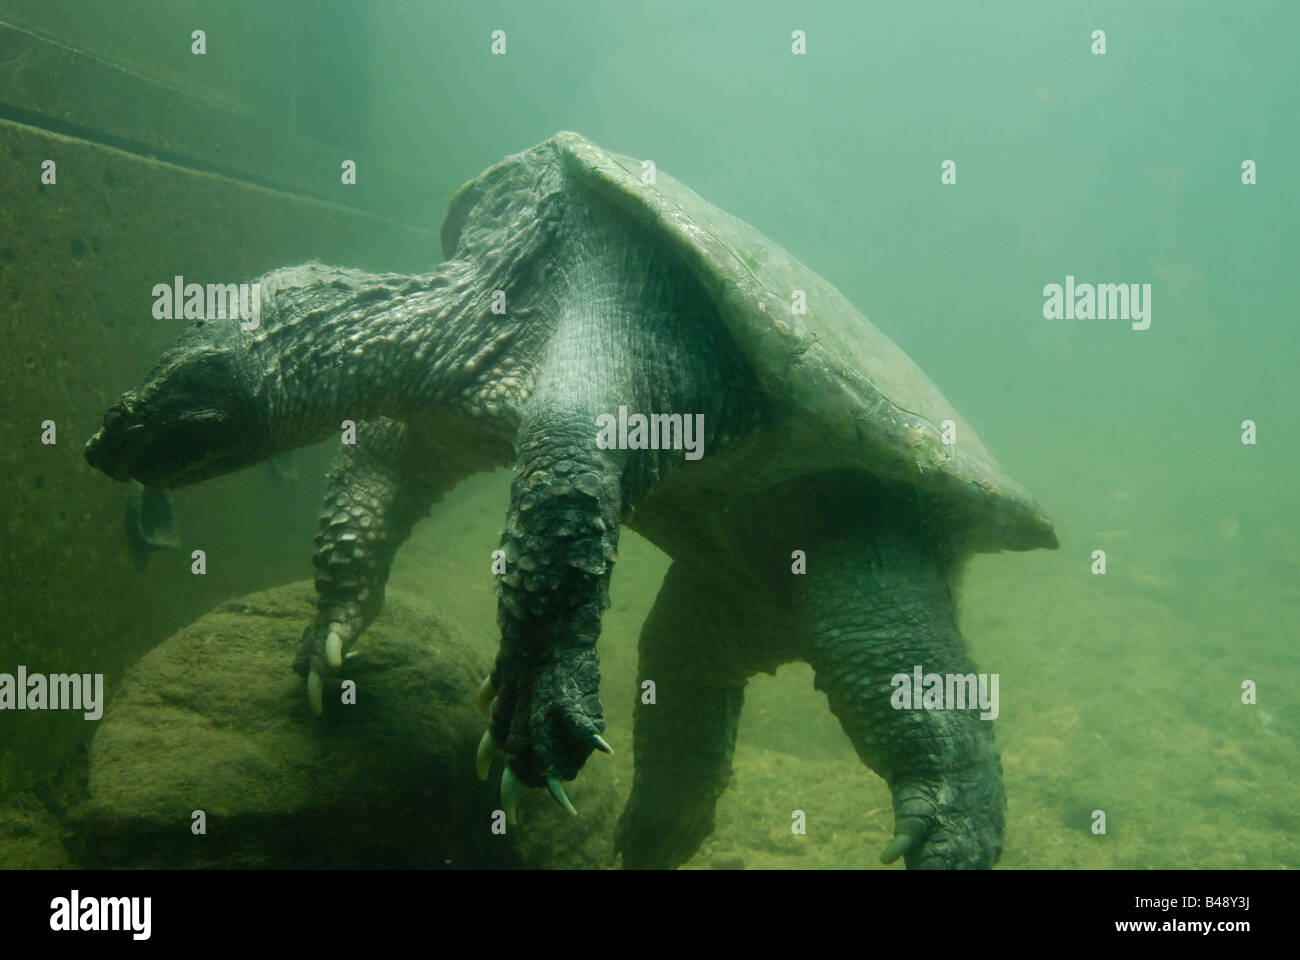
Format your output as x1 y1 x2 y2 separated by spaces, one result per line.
85 326 268 489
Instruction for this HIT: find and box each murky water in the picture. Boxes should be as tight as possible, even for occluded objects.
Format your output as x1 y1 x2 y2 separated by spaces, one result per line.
1 0 1295 870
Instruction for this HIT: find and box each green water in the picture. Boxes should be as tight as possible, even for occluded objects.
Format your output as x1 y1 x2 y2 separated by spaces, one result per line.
1 0 1296 869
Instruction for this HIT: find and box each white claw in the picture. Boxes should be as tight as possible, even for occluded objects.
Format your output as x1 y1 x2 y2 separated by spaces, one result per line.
501 766 519 825
592 734 613 755
476 675 497 713
547 776 578 816
307 669 323 717
476 730 499 781
880 834 914 865
325 630 343 669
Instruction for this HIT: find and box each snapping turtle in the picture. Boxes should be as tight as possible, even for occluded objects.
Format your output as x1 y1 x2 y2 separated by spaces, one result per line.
84 132 1056 869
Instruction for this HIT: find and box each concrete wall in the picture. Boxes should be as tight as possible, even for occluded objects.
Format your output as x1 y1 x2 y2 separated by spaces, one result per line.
0 6 440 858
1 0 299 119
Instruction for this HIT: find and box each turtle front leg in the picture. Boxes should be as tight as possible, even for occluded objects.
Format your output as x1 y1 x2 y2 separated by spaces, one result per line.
294 417 453 714
799 522 1005 869
476 411 621 815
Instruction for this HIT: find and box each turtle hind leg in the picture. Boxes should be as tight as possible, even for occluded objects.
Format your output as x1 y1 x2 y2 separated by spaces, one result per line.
615 562 759 870
797 514 1003 869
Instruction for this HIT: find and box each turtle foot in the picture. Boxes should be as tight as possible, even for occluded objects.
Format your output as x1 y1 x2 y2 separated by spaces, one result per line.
294 617 359 716
476 654 608 819
882 757 1005 869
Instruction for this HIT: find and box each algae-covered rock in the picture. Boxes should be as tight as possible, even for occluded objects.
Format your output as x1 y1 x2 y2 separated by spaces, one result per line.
73 581 617 868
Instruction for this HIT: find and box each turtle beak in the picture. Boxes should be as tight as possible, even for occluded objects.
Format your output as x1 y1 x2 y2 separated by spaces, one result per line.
1031 512 1059 550
84 393 147 483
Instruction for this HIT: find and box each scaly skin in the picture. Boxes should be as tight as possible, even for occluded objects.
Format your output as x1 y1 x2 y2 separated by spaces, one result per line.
795 493 1004 870
473 196 757 800
85 189 759 818
86 136 1030 868
613 472 1003 869
292 417 455 710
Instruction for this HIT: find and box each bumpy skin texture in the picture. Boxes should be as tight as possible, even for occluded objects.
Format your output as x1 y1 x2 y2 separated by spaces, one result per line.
613 473 1004 869
85 135 1048 869
292 417 449 686
793 481 1004 870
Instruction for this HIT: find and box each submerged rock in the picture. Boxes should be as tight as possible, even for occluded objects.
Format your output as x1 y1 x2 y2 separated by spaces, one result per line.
72 581 617 868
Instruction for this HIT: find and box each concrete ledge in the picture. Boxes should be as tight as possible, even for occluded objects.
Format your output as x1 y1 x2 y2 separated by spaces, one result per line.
0 116 437 799
0 19 434 227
